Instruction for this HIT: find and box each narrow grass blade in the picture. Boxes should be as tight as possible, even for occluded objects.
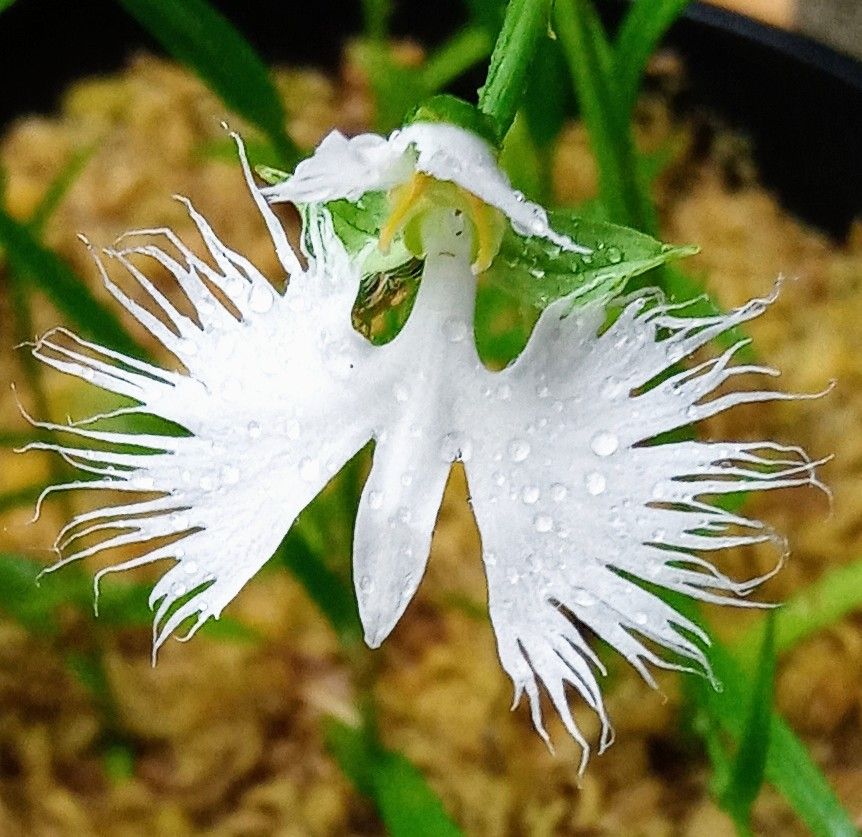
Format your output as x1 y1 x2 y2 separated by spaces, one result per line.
28 146 95 234
275 530 362 646
116 0 299 166
0 207 143 356
554 0 656 232
720 612 776 831
327 719 463 837
734 557 862 661
614 0 693 116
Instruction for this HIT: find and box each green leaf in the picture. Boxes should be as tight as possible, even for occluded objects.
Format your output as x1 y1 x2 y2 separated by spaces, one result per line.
327 719 462 837
613 0 693 117
0 0 17 13
0 206 143 357
485 208 696 308
116 0 299 166
554 0 655 232
734 557 862 662
673 591 857 836
720 613 776 830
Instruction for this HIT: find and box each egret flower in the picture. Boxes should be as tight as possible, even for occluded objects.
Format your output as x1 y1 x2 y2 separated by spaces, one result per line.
26 119 823 769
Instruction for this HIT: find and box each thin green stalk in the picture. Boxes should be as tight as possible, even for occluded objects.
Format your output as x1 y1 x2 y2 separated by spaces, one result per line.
554 0 655 232
478 0 552 141
614 0 693 117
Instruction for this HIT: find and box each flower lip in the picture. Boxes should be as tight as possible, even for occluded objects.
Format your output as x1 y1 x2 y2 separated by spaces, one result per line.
262 121 590 255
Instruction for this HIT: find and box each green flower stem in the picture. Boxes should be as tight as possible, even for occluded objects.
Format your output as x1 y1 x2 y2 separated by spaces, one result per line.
478 0 552 142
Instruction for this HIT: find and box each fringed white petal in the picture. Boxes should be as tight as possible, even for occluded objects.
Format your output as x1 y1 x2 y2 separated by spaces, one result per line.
262 122 587 252
32 139 388 657
462 289 824 768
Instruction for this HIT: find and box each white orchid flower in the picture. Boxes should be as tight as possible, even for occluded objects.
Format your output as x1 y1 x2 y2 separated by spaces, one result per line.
26 122 824 770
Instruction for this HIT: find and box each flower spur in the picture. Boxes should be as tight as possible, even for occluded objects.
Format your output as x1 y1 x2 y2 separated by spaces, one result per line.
24 123 825 770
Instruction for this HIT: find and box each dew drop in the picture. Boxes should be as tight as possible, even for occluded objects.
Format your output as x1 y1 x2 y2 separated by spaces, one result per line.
496 383 512 401
400 471 413 487
634 611 648 626
397 506 412 523
575 591 596 607
590 431 619 457
248 284 274 313
485 551 497 566
521 485 540 505
170 582 186 598
492 471 506 487
533 514 553 533
535 384 549 399
585 471 606 495
393 383 409 403
508 439 531 462
606 246 622 264
551 483 568 502
183 560 199 576
359 575 372 593
369 490 384 510
247 421 262 439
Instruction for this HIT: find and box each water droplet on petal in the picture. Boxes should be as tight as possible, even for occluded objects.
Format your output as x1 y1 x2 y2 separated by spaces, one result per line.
634 612 648 626
575 591 596 607
248 284 274 313
521 485 540 505
551 483 568 502
247 421 262 439
590 431 619 457
496 383 511 401
585 471 606 495
400 471 413 487
508 439 531 462
485 551 497 566
393 383 409 403
359 575 372 593
606 246 622 264
533 514 553 532
170 582 186 598
184 560 198 576
369 490 384 510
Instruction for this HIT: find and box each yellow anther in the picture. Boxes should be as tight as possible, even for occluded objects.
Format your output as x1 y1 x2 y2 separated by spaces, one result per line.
378 173 431 254
464 191 502 275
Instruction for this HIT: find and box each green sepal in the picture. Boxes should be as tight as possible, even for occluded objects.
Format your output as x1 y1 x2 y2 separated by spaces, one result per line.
485 208 697 308
405 94 499 150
